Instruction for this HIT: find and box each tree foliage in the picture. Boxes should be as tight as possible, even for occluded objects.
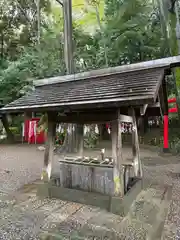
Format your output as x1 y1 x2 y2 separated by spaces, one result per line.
0 0 51 62
101 0 166 66
0 29 65 103
0 0 168 106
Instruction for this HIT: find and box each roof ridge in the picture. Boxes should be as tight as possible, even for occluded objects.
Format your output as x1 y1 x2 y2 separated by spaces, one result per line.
33 55 180 87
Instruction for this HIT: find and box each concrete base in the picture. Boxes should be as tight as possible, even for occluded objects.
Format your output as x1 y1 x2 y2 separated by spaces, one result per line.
37 179 143 216
123 178 143 215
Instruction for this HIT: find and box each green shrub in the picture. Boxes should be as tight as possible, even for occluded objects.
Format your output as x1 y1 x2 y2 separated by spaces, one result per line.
9 127 20 135
55 131 66 145
84 130 99 149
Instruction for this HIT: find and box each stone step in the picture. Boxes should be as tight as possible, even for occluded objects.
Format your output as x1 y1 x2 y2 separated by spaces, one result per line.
118 184 172 240
39 206 124 239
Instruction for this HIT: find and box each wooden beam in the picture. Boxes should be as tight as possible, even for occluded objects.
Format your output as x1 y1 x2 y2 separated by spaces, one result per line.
59 159 113 168
111 109 124 197
57 112 116 124
154 73 164 102
140 104 148 116
1 96 154 113
77 124 84 156
41 112 56 182
158 78 168 115
131 108 142 178
120 114 132 123
56 113 132 124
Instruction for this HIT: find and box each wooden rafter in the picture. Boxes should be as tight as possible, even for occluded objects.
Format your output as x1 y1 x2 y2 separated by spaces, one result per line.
56 113 132 124
158 77 168 115
140 104 148 116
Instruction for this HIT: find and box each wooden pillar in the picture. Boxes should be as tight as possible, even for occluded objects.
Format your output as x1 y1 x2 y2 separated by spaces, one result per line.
41 112 56 182
159 79 169 153
163 114 169 150
139 116 146 135
77 124 84 156
131 108 142 178
111 109 124 197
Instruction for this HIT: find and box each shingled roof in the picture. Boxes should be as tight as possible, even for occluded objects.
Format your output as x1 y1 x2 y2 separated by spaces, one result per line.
2 56 180 113
2 67 164 112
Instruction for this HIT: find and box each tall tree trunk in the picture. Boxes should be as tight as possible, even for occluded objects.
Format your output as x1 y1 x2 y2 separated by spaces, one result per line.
62 0 79 153
1 115 14 142
94 5 108 67
36 0 41 44
1 33 4 61
167 0 180 119
158 0 180 119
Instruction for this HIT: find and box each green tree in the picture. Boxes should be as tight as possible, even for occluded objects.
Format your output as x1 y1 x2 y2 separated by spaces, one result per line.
0 0 51 63
157 0 180 120
0 29 65 141
97 0 165 67
0 30 65 104
0 0 167 143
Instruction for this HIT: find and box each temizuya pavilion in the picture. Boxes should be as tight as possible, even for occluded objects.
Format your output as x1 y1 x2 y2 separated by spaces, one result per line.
1 56 180 215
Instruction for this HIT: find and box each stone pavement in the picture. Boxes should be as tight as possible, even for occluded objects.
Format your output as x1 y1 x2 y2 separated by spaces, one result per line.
0 144 180 239
0 181 171 240
143 156 180 240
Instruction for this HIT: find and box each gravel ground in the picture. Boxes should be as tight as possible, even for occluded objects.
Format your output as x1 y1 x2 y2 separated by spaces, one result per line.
0 144 180 239
0 144 44 193
0 143 166 193
142 156 180 240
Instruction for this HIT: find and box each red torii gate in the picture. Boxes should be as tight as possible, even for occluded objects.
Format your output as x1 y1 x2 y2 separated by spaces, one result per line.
164 97 178 152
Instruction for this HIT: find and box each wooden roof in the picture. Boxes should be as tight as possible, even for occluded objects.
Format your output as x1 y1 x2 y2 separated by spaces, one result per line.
1 56 180 113
1 68 164 112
